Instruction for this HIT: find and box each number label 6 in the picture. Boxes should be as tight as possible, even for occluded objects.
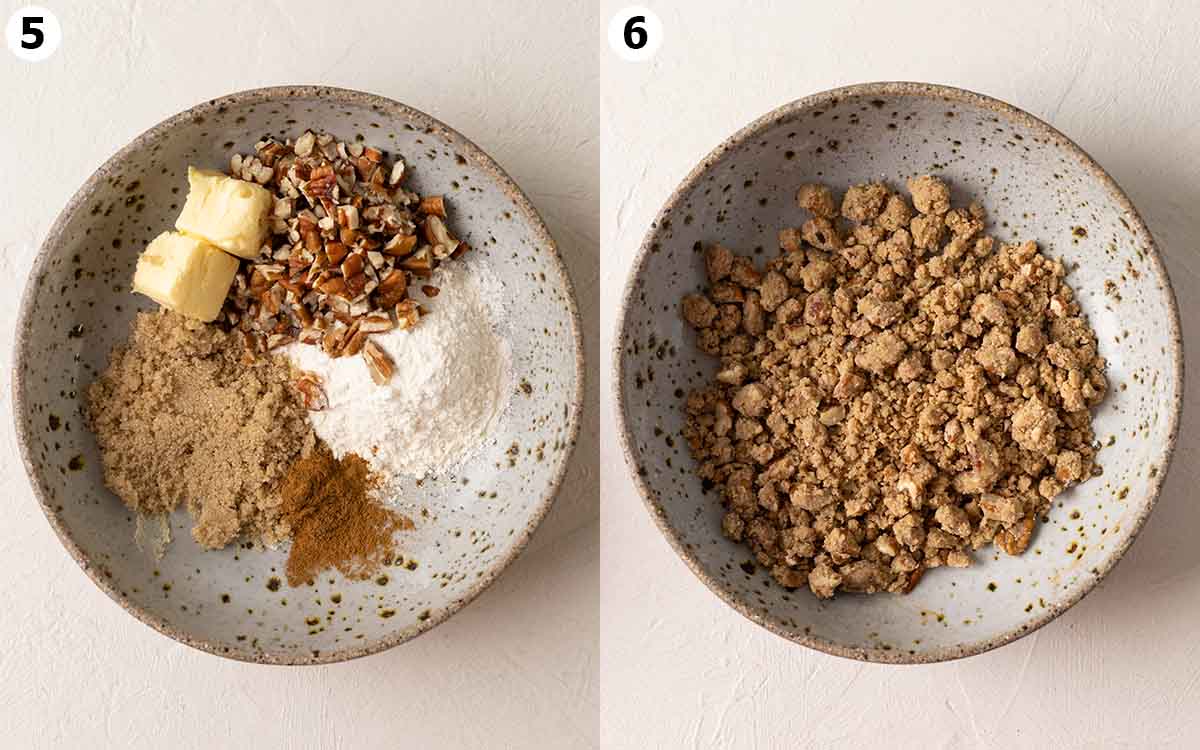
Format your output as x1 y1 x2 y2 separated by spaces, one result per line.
609 6 662 62
623 16 647 50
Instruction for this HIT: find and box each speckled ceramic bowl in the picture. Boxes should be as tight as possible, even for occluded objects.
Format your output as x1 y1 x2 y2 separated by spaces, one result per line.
14 86 583 664
615 82 1182 663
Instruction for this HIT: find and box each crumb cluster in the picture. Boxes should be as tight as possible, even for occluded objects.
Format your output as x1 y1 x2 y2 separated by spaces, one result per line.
681 176 1107 598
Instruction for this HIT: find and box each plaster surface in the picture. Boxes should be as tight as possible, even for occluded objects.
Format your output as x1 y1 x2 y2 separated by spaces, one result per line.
601 1 1200 747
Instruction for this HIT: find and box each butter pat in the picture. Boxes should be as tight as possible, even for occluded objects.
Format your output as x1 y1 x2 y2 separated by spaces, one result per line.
132 231 239 322
175 166 272 259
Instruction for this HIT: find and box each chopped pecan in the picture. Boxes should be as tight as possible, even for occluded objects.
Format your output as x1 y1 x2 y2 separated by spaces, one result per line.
400 247 433 277
394 300 420 330
219 130 471 375
383 234 417 258
362 339 395 384
419 195 446 218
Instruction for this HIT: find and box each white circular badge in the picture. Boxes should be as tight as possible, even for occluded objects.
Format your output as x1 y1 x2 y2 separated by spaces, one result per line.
608 6 663 63
6 6 61 62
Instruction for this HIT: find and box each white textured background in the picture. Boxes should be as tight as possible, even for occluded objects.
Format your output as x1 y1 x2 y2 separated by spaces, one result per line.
0 1 597 748
601 1 1199 747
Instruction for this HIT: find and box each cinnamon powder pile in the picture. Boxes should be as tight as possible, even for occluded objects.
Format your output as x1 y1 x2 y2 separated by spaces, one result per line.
280 443 413 587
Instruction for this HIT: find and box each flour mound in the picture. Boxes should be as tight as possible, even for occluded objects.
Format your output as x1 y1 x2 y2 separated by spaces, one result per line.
286 261 511 479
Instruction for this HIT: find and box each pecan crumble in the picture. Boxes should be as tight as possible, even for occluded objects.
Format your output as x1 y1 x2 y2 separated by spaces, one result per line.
681 176 1107 599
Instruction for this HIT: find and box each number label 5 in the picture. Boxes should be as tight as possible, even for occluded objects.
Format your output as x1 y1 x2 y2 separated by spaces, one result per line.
21 16 45 49
608 6 662 62
6 6 61 62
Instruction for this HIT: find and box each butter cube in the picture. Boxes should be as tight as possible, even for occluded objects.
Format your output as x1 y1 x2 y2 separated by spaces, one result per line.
175 166 272 259
132 231 239 322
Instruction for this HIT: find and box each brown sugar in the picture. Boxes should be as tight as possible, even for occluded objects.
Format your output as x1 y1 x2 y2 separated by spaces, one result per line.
86 310 314 549
280 443 413 587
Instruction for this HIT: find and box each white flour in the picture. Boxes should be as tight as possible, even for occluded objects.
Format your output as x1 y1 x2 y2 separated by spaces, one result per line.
286 260 511 479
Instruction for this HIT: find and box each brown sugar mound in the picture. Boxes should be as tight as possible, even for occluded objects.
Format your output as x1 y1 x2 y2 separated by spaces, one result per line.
680 176 1107 599
280 443 413 587
86 310 314 549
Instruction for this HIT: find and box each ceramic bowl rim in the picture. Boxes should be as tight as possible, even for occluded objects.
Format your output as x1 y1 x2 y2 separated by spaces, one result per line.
612 81 1184 664
12 84 586 666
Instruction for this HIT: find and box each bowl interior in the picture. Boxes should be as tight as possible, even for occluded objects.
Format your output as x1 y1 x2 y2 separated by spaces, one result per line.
618 85 1180 662
16 88 581 663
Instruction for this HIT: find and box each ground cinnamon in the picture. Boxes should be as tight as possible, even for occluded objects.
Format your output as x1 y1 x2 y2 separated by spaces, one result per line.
280 442 413 587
